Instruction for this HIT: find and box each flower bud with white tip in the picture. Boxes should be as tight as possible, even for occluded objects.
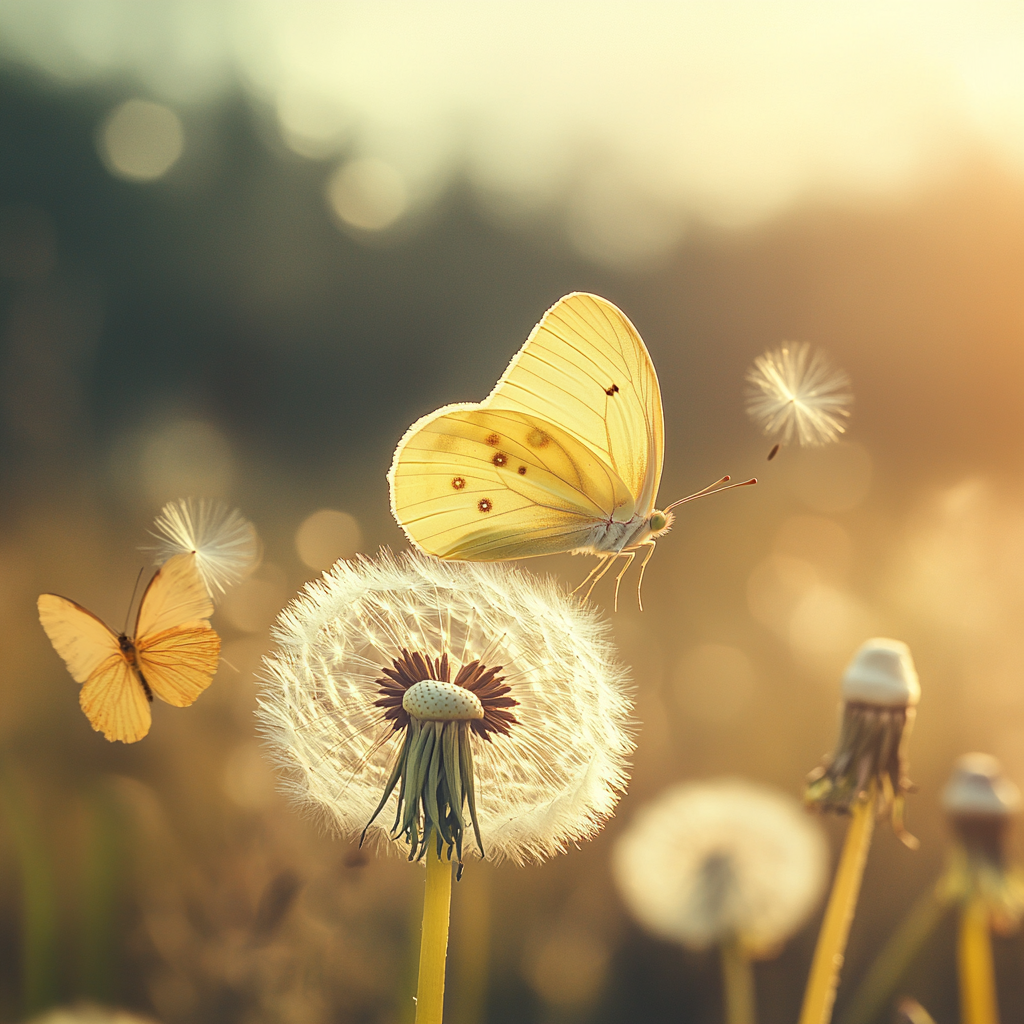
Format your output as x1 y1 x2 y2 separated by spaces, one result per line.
942 753 1024 935
806 637 920 845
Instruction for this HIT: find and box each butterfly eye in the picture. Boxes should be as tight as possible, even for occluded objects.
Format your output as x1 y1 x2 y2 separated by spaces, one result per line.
649 512 667 532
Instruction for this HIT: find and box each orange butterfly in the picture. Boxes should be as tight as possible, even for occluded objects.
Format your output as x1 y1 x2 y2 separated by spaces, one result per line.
37 552 221 743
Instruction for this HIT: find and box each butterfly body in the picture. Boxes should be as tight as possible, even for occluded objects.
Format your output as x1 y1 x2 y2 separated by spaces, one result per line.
38 552 220 743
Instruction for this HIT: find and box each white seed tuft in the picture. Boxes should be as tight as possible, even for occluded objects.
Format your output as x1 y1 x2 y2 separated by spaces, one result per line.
147 497 260 597
943 753 1021 817
403 680 484 721
745 342 852 447
841 637 920 707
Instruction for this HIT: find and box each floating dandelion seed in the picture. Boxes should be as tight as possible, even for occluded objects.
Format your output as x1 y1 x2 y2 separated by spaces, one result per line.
257 550 633 868
148 497 260 597
745 342 852 448
614 779 827 954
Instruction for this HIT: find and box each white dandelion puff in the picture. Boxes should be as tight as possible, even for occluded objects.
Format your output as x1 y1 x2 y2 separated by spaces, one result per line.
257 550 634 867
148 497 260 597
745 342 852 447
613 779 828 954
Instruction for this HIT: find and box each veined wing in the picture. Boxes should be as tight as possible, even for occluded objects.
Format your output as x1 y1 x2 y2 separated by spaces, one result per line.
79 655 152 743
485 292 665 515
390 406 633 560
38 594 120 683
137 626 221 708
135 552 213 639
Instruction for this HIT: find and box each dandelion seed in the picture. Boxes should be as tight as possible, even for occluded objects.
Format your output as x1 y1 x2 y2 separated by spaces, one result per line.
257 550 634 868
613 779 827 954
147 497 260 597
745 342 852 447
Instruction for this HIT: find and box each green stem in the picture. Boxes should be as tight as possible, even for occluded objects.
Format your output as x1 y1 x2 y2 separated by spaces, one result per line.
720 934 756 1024
0 763 60 1015
799 790 877 1024
958 896 999 1024
838 878 951 1024
415 842 454 1024
77 785 122 1002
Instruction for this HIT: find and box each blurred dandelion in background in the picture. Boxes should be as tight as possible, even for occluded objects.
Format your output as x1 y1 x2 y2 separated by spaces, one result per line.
843 753 1024 1024
613 778 827 954
614 779 827 1024
148 498 261 597
745 343 852 448
258 550 634 866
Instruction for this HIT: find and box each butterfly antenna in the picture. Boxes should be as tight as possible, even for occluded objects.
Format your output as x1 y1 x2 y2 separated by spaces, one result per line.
663 475 757 514
122 566 146 635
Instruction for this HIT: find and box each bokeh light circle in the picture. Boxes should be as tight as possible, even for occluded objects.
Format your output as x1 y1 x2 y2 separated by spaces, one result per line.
295 509 363 570
98 99 184 181
325 157 408 231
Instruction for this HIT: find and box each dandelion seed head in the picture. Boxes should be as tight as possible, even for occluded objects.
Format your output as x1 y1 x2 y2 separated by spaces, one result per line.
745 342 852 447
258 550 634 865
148 497 260 597
613 779 827 953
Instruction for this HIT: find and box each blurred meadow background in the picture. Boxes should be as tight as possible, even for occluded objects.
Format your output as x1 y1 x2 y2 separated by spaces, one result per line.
2 3 1024 1022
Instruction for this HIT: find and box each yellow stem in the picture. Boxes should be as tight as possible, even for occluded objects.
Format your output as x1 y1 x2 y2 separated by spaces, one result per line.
720 934 756 1024
798 791 877 1024
415 844 454 1024
838 878 951 1024
958 896 999 1024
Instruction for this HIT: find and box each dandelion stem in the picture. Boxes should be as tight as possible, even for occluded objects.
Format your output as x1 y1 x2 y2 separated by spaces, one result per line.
838 878 951 1024
958 895 999 1024
415 841 454 1024
720 934 756 1024
798 789 876 1024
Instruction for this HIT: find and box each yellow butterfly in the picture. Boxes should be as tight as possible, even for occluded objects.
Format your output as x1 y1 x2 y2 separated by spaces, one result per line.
389 292 754 607
38 552 221 743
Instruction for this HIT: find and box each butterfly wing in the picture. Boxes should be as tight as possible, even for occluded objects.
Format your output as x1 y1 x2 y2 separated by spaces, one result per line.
135 552 213 637
79 656 152 743
485 292 665 516
37 594 152 743
38 593 120 683
134 551 220 707
390 406 635 559
136 627 221 707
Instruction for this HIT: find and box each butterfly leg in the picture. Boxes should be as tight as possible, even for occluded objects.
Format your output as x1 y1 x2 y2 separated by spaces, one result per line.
573 555 615 604
612 551 636 612
634 540 657 612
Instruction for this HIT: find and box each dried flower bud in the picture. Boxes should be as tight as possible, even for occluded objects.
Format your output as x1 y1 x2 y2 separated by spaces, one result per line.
941 753 1024 934
806 638 920 846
